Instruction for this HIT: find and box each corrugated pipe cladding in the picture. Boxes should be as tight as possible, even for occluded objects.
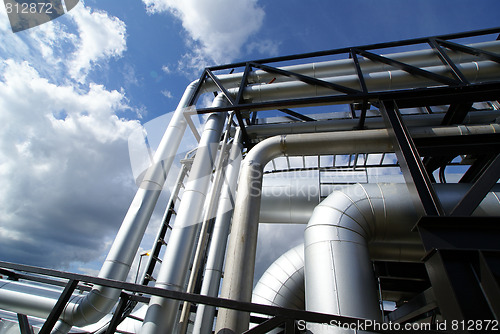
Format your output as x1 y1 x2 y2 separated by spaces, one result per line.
252 183 500 334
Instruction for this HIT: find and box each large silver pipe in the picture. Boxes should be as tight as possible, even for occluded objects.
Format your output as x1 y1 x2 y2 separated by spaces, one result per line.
214 123 500 334
207 41 500 91
252 243 305 310
140 96 227 334
253 184 500 334
304 184 500 334
192 129 243 334
243 60 500 103
247 110 500 139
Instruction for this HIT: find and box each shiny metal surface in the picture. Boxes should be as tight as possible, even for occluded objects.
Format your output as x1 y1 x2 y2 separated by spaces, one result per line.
192 130 243 334
208 41 500 91
140 97 227 334
252 244 305 310
304 183 500 334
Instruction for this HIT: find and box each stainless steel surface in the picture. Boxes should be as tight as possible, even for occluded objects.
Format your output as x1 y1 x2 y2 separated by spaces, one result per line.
207 41 500 92
192 130 243 334
140 96 227 334
304 183 500 334
215 124 500 333
252 244 305 310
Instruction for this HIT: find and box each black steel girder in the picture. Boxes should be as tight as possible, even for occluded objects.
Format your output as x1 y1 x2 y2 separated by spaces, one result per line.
38 279 79 334
381 100 444 216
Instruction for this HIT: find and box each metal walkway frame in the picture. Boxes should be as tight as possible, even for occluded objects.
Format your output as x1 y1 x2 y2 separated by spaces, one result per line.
0 261 441 334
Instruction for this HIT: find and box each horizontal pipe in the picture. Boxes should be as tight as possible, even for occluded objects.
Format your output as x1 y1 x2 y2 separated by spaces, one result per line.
247 110 500 139
204 41 500 92
242 61 500 103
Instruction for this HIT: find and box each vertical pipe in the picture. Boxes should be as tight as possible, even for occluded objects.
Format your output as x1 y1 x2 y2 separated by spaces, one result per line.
140 96 227 334
51 81 199 333
192 129 243 334
178 113 235 334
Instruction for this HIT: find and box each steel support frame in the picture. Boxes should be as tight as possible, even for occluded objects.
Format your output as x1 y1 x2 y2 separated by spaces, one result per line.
17 314 34 334
38 279 79 334
380 100 444 216
423 249 500 327
190 27 500 147
451 154 500 216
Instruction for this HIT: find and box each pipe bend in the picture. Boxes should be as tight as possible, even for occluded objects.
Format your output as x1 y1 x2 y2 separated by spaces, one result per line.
305 183 384 243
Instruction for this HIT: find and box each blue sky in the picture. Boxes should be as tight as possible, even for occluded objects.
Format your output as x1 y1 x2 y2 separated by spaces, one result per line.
1 0 499 279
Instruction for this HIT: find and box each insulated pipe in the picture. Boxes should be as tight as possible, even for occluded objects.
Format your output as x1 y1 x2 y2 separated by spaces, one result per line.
304 184 500 334
214 124 500 334
252 244 305 310
206 41 500 91
243 60 500 103
192 129 243 334
247 110 500 139
140 96 227 334
250 184 500 333
215 130 394 334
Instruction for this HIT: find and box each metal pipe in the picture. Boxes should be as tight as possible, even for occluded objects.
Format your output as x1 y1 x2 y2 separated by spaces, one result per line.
206 41 500 91
178 112 235 334
214 124 500 333
192 129 243 334
247 110 500 139
242 60 500 103
140 96 227 334
303 184 500 334
252 243 305 310
252 184 500 334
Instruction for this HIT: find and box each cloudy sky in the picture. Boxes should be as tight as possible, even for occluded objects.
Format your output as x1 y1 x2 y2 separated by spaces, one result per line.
1 0 499 282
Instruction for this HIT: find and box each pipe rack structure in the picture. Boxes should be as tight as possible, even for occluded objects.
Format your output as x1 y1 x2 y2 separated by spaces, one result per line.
1 27 500 334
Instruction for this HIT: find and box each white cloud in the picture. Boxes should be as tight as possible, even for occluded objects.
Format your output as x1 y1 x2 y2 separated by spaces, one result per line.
0 3 145 271
66 4 127 82
142 0 267 71
161 64 172 74
0 59 141 269
161 89 173 98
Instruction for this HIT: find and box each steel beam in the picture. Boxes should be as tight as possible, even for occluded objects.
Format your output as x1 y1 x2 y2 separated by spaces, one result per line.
38 279 79 334
17 314 34 334
195 82 500 114
355 49 460 86
451 154 500 216
416 216 500 252
440 102 473 125
105 293 131 334
277 108 316 122
249 61 360 95
242 317 285 334
380 100 444 216
423 249 499 325
428 38 469 84
0 261 444 334
436 38 500 64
